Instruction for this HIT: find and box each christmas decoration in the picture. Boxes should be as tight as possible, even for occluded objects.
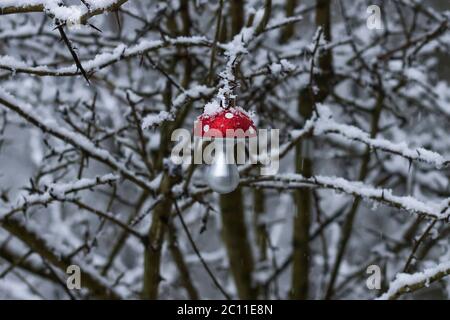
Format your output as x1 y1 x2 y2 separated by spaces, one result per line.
194 106 256 194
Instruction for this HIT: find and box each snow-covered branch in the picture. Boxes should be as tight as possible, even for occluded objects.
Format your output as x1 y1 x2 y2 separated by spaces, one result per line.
1 174 118 218
1 215 124 299
245 173 450 220
0 36 212 77
0 0 448 300
142 85 214 129
310 105 450 169
0 88 157 192
0 0 129 24
378 261 450 300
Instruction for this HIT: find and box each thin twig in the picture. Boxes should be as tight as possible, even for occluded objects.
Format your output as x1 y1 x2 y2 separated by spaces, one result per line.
172 198 231 300
56 24 90 84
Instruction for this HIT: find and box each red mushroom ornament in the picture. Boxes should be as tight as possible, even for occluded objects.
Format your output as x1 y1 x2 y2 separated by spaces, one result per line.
194 106 256 194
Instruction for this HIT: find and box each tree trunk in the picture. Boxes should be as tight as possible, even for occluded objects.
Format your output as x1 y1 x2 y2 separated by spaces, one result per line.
253 188 267 262
291 91 313 300
142 174 172 299
230 0 245 37
316 0 333 102
291 0 333 299
168 222 199 299
220 189 256 299
280 0 297 43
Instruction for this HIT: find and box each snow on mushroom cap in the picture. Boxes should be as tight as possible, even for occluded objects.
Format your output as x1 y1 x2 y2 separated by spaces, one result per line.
194 107 256 139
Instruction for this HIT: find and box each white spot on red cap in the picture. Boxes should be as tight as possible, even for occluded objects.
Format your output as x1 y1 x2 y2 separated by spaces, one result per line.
225 112 233 119
204 125 209 132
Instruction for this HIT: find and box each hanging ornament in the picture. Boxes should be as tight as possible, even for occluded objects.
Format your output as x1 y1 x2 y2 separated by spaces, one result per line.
194 106 256 194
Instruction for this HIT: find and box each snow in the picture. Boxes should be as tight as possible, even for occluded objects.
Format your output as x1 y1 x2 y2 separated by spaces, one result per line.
141 110 171 129
213 8 267 108
0 25 39 40
313 105 448 169
253 173 450 220
142 85 214 128
1 0 449 300
269 63 282 75
3 174 118 218
172 85 212 110
1 214 125 299
378 260 450 300
268 59 297 76
265 15 304 31
48 174 117 198
0 37 211 76
0 0 121 23
0 55 30 70
280 59 296 72
0 87 156 192
203 100 222 116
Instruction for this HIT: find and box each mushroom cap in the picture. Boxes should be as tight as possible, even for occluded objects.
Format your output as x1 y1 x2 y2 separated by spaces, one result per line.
194 107 256 138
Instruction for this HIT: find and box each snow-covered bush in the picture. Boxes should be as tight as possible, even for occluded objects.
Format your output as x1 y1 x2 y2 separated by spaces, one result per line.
0 0 449 300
